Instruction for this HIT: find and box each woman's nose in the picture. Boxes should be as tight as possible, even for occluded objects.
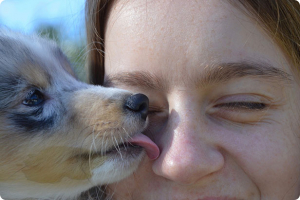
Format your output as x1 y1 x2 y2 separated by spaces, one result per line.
152 101 225 184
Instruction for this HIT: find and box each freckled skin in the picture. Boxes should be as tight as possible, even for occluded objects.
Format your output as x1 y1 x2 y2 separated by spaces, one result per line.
104 0 300 199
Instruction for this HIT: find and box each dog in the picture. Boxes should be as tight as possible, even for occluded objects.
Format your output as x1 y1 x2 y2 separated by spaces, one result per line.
0 30 159 200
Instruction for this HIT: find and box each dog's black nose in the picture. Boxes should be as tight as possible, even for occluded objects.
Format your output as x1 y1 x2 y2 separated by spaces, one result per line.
125 93 149 120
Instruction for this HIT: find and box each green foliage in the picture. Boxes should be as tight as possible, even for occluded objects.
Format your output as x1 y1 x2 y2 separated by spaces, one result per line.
36 25 61 44
35 24 87 82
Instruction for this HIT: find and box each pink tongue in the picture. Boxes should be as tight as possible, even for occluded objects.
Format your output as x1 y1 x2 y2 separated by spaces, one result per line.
128 134 160 160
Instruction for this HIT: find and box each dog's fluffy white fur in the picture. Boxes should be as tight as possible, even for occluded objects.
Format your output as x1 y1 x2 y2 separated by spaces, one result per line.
0 30 149 200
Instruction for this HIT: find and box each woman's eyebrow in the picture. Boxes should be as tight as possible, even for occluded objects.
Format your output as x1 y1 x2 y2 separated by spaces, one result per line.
199 61 292 86
104 61 292 90
104 71 167 90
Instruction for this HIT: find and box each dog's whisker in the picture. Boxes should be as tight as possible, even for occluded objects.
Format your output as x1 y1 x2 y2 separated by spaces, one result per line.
88 144 93 173
104 137 108 156
101 131 107 156
112 134 123 160
117 131 127 151
123 127 132 140
100 132 104 156
91 124 99 152
123 127 136 146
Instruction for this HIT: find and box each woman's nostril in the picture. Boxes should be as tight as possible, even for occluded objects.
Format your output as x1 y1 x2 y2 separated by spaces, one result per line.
125 93 149 120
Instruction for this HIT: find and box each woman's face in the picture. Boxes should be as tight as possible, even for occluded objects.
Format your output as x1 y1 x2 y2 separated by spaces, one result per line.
103 0 300 199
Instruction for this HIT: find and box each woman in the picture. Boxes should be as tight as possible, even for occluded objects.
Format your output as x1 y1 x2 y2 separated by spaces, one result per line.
85 0 300 199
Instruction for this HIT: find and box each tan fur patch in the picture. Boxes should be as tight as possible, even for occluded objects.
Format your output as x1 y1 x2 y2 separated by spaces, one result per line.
70 91 126 136
20 64 50 88
21 146 105 184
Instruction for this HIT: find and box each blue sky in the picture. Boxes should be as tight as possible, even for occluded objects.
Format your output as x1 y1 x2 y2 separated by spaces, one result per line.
0 0 86 40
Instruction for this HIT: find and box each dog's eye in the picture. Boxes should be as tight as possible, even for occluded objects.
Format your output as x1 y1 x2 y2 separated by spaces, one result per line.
23 90 44 106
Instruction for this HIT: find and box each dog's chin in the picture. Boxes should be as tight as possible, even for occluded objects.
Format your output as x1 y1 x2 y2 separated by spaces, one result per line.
0 148 145 200
90 146 145 185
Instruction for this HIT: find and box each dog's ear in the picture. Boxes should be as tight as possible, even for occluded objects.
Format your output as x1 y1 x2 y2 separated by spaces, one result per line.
54 47 78 79
0 30 23 110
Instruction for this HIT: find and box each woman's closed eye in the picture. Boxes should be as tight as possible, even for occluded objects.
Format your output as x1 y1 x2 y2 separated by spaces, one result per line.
144 104 169 135
214 102 267 111
208 94 272 124
148 106 166 115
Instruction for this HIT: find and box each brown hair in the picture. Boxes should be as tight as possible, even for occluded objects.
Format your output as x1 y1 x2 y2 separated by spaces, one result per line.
85 0 113 85
85 0 300 84
232 0 300 75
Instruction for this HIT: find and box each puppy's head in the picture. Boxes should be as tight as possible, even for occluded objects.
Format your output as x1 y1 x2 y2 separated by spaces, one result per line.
0 30 159 199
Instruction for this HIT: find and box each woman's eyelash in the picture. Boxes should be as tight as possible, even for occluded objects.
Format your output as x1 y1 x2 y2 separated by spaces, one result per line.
148 109 163 114
148 106 167 115
215 102 267 110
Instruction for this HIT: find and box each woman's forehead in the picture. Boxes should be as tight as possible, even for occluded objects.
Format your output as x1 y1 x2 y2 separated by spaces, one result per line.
105 0 292 80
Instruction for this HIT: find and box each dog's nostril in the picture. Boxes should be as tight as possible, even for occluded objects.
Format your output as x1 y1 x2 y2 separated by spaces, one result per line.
125 93 149 120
